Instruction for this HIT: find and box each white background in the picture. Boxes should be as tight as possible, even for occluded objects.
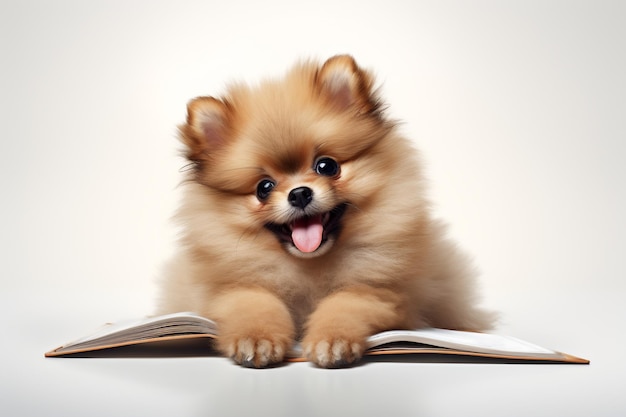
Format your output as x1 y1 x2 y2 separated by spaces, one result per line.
2 1 625 416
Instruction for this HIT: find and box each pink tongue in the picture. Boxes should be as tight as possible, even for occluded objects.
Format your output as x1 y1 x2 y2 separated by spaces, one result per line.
291 215 324 253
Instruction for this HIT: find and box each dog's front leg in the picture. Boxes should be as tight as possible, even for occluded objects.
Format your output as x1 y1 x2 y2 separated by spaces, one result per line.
209 286 295 368
302 285 410 367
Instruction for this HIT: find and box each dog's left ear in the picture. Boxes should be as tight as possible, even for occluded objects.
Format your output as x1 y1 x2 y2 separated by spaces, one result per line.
316 55 379 114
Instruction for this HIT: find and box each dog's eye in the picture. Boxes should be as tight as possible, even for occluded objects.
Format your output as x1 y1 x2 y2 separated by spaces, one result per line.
256 179 275 201
314 157 340 177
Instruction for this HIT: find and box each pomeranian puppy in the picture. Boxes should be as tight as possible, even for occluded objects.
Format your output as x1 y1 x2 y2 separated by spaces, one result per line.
158 55 495 367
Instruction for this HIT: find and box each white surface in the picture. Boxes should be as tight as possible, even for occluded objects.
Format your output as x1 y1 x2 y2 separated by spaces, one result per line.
2 1 625 416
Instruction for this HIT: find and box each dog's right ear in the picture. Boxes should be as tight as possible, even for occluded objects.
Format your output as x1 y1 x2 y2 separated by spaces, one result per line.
179 96 231 161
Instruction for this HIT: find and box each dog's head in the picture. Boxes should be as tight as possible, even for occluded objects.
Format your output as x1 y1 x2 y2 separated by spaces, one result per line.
179 55 395 258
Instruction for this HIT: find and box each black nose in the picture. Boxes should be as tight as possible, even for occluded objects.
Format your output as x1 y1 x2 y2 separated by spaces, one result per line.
288 186 313 209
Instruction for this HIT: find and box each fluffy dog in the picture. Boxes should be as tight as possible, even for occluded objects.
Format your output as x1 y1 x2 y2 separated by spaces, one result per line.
157 55 495 367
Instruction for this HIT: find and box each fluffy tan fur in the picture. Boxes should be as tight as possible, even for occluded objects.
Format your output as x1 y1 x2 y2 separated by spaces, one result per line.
157 55 495 367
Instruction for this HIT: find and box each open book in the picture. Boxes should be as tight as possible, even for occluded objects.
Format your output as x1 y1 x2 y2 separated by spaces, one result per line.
45 312 589 364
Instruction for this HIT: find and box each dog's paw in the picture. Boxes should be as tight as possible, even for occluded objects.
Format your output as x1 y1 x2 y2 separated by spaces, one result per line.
302 335 366 368
222 335 289 368
208 288 295 368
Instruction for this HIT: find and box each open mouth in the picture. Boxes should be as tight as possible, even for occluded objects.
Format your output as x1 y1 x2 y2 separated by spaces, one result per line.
265 203 347 254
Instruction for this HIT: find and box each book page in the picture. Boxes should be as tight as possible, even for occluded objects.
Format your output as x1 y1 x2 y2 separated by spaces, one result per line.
367 328 559 358
60 312 217 349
